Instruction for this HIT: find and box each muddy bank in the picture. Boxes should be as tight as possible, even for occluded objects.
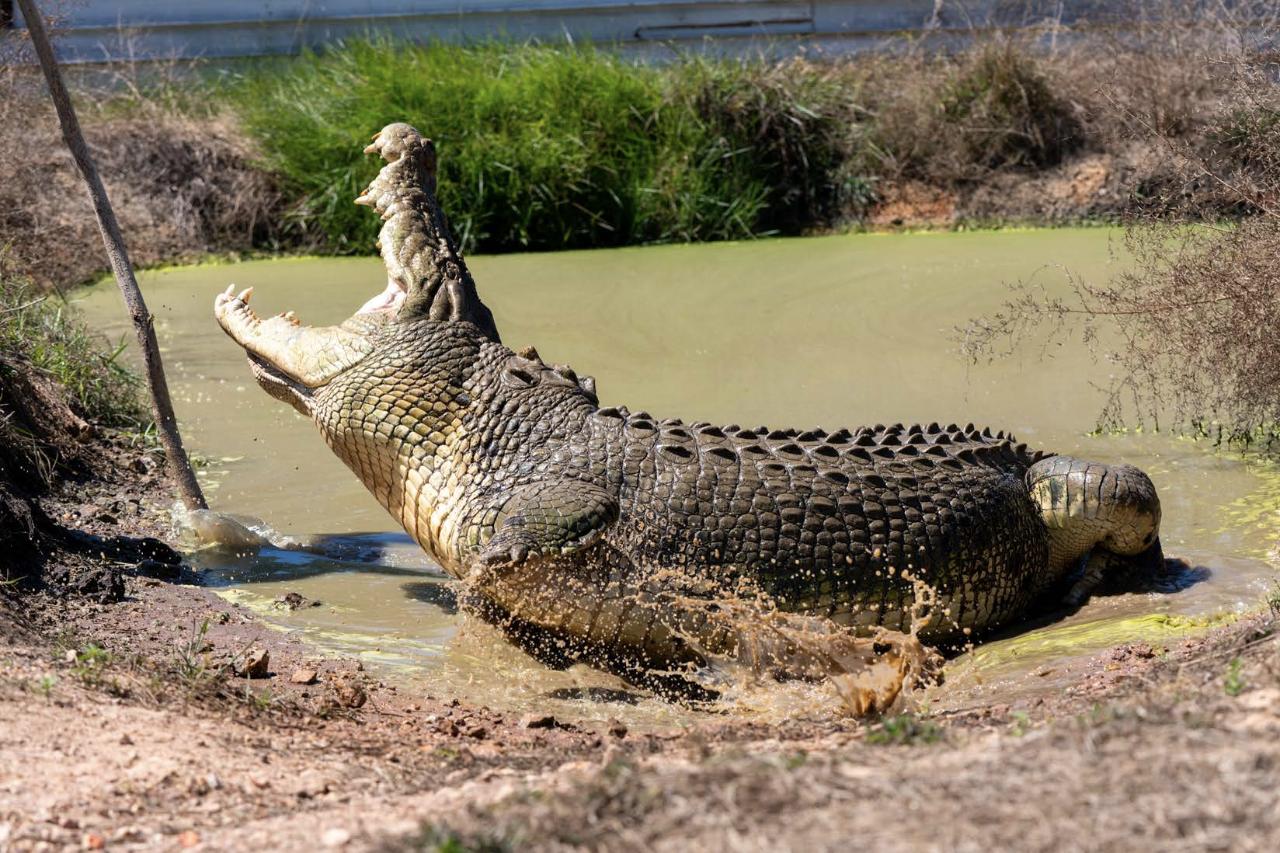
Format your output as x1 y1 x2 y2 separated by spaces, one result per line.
0 330 164 604
416 616 1280 852
868 143 1164 230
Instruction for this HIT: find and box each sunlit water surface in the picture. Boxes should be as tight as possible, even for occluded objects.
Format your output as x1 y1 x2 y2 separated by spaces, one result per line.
78 230 1280 726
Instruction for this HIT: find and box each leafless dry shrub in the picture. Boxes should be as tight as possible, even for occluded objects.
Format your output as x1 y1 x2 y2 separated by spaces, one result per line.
1070 4 1243 140
963 3 1280 444
855 37 1085 186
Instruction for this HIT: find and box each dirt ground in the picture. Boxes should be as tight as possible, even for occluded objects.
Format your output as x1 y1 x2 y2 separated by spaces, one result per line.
1 436 1278 852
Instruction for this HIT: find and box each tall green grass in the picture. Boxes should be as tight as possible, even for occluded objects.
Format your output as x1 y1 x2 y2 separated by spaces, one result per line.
224 39 1092 255
229 41 868 254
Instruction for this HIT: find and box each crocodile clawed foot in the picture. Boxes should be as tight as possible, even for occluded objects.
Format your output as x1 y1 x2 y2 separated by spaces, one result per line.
480 542 531 570
1062 548 1117 608
468 532 544 584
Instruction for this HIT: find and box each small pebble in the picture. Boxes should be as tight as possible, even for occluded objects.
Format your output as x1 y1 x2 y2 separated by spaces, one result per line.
290 669 318 685
322 827 352 848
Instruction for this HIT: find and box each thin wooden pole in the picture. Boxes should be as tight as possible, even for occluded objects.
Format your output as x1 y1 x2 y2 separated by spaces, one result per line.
16 0 207 510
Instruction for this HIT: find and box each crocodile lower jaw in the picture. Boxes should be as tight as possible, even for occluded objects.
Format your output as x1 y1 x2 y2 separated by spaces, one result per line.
213 285 374 390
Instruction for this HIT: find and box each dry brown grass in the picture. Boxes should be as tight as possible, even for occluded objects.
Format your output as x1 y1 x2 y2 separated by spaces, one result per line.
858 39 1085 185
0 66 286 290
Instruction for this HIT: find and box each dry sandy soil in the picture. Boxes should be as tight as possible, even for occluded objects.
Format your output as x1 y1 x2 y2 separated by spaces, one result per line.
2 436 1279 852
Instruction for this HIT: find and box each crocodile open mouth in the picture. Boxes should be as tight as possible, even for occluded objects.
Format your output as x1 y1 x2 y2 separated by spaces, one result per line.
356 276 408 315
246 351 306 392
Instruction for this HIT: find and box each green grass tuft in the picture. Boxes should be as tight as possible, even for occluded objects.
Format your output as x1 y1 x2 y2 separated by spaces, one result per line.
388 825 511 853
0 265 144 428
1223 657 1246 697
865 713 943 746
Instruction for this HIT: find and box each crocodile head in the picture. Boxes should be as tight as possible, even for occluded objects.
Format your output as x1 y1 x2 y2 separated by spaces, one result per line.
214 122 499 416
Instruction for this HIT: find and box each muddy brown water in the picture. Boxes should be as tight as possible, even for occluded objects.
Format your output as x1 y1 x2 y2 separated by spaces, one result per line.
78 229 1280 726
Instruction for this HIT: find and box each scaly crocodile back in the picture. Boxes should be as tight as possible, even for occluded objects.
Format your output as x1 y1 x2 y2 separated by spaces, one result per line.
546 406 1057 639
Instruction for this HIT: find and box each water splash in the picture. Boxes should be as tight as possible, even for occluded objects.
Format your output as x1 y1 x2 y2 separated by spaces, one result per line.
683 575 944 717
170 503 308 552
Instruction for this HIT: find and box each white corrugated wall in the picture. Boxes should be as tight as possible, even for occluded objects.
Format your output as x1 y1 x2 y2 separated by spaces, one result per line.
3 1 1104 63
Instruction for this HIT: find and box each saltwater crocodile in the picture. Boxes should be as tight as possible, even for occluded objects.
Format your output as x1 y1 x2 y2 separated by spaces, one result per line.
214 122 1163 674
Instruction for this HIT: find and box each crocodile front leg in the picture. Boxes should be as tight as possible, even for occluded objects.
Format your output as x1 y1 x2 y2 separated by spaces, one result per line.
467 481 619 573
461 481 732 666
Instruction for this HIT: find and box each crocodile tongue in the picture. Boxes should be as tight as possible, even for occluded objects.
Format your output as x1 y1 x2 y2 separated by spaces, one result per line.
214 285 373 388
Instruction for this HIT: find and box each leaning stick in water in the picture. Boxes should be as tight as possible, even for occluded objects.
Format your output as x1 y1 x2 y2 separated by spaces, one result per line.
16 0 207 510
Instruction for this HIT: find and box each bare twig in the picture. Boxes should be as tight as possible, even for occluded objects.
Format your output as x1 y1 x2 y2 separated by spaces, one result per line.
961 4 1280 441
16 0 206 510
0 296 47 314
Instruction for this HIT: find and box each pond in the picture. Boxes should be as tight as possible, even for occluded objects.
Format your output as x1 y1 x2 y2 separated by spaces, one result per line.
76 228 1280 726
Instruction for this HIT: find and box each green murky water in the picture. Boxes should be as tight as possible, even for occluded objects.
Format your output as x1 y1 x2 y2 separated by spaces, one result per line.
77 229 1280 724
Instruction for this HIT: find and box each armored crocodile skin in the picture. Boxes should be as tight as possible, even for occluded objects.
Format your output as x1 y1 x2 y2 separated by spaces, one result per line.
214 123 1164 671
